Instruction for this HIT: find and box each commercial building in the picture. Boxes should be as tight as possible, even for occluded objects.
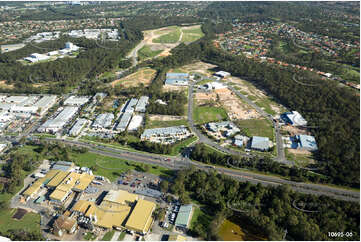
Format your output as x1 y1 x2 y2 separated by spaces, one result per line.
92 113 114 129
250 136 270 151
174 204 193 229
64 96 90 106
103 190 138 206
213 71 231 79
33 95 57 115
122 98 138 113
206 121 240 137
115 112 132 132
38 106 78 133
49 171 94 203
69 119 87 136
22 170 60 199
24 53 50 63
135 96 149 112
53 214 77 237
165 73 189 86
125 199 156 235
140 126 191 144
296 134 318 151
127 115 143 131
281 111 307 126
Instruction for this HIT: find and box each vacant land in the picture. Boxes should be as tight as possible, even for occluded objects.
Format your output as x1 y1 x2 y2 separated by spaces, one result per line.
193 104 228 124
228 76 288 116
111 68 156 88
0 208 41 236
138 45 163 61
171 136 198 156
218 217 266 241
0 80 14 89
181 25 204 43
286 148 315 167
146 119 188 129
237 119 274 140
153 26 181 44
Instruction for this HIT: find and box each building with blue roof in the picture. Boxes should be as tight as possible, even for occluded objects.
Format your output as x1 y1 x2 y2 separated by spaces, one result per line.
297 134 318 151
250 136 270 151
165 73 189 86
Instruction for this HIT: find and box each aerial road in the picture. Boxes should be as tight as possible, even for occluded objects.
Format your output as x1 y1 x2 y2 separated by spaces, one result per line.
40 137 359 202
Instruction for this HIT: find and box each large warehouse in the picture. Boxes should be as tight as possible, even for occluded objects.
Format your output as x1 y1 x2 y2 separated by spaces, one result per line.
38 106 78 133
125 199 156 235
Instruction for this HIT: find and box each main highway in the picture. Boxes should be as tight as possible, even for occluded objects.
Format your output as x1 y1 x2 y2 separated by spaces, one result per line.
39 137 359 202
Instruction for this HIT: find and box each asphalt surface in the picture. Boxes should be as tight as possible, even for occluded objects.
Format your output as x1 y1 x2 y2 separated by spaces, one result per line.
39 137 359 202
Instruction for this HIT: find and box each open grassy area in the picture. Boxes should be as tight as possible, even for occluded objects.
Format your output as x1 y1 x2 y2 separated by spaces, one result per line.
111 68 156 88
193 105 228 124
138 45 163 61
84 232 97 241
189 206 213 233
181 25 204 43
170 136 198 156
153 27 181 44
69 151 174 181
236 119 274 140
145 119 188 129
285 149 315 167
117 231 126 241
0 208 41 235
101 230 115 241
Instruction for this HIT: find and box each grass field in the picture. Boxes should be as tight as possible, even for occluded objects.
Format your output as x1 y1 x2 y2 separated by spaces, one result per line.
146 119 188 129
101 230 115 241
84 232 97 240
181 25 204 43
0 208 41 235
138 46 163 61
117 232 126 241
236 119 274 140
193 105 229 124
285 149 315 167
69 151 174 181
171 136 198 156
153 27 181 44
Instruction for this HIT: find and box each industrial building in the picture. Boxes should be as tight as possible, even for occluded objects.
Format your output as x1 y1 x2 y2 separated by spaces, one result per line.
233 135 248 147
206 121 240 137
38 106 78 133
24 53 50 63
127 115 143 131
125 199 156 235
165 73 189 86
115 112 132 132
122 98 139 113
4 95 29 104
174 204 193 229
281 111 307 126
22 170 60 199
135 96 149 112
33 95 57 115
69 119 87 136
64 96 90 106
53 214 77 237
201 82 226 90
213 71 231 79
92 113 114 130
141 126 191 144
296 134 318 151
250 136 270 151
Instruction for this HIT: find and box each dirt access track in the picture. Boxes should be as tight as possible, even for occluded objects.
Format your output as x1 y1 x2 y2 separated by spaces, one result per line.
127 25 202 65
195 87 262 120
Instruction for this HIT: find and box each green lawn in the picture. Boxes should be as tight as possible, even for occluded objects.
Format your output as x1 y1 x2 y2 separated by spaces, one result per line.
102 230 115 241
69 151 174 181
138 45 163 61
146 119 188 129
285 149 315 167
189 206 212 231
0 208 41 235
84 232 97 241
117 231 126 241
236 119 274 140
193 105 228 124
153 27 181 44
171 136 198 155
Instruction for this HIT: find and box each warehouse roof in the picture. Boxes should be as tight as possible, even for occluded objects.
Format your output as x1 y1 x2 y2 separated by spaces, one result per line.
23 170 59 197
115 112 132 131
141 126 189 139
53 214 77 232
103 190 138 205
251 136 270 151
5 96 28 103
47 170 69 187
135 96 149 112
125 199 156 233
168 235 186 241
175 204 193 228
298 134 318 151
281 111 307 126
92 113 114 129
34 95 57 108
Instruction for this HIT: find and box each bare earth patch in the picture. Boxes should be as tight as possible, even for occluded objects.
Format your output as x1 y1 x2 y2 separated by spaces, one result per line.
111 68 156 88
281 125 310 136
149 114 187 121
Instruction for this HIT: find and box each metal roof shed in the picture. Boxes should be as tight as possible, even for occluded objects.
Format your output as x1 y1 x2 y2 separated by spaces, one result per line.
174 204 193 228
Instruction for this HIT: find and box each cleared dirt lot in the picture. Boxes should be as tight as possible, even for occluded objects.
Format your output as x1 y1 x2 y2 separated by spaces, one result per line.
148 114 187 121
281 125 310 136
228 76 288 115
111 68 156 88
195 88 262 120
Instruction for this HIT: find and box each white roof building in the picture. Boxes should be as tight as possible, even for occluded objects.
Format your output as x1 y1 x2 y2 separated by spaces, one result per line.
92 113 114 129
64 96 90 106
127 115 143 131
69 118 87 136
214 71 231 78
33 95 57 115
202 82 226 90
5 95 29 104
38 106 78 133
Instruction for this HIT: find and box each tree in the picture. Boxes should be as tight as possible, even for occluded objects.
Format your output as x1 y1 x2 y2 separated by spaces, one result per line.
159 180 169 193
